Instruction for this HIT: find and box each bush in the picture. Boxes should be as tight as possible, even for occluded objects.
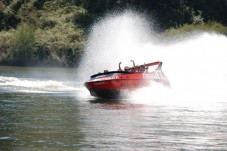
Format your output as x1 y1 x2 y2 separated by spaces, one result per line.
9 23 35 65
0 1 86 67
0 30 12 63
163 21 227 37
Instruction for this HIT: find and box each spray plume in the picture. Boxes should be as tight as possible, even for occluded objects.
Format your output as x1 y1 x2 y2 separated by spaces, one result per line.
78 11 227 105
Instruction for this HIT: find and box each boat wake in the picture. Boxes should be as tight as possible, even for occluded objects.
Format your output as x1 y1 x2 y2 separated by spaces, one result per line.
0 75 79 94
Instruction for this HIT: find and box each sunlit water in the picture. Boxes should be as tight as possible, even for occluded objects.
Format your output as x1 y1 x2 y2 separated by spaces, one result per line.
1 11 227 150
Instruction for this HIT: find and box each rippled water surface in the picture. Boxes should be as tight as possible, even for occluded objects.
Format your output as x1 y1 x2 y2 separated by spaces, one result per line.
0 66 227 150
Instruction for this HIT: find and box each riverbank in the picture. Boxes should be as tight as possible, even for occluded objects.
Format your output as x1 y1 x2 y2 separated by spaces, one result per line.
0 0 89 67
163 22 227 37
1 0 227 67
1 22 227 67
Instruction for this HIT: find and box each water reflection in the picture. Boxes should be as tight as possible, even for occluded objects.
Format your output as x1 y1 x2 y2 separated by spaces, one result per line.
1 92 227 150
89 98 144 110
0 93 86 150
82 97 227 150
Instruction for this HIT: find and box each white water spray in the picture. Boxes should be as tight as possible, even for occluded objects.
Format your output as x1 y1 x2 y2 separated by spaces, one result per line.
78 11 156 80
0 76 78 93
79 11 227 105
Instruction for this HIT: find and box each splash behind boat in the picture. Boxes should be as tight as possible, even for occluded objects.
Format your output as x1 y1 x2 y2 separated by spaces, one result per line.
84 61 170 98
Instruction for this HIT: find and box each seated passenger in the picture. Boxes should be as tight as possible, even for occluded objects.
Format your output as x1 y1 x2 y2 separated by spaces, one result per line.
135 67 140 72
144 66 149 73
124 66 129 72
139 65 146 73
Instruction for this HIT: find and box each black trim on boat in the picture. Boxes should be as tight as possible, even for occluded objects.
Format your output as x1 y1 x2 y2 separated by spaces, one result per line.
90 88 129 99
90 71 133 79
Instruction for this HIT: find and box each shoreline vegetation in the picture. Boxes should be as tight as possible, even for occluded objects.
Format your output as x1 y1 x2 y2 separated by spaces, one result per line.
0 0 227 67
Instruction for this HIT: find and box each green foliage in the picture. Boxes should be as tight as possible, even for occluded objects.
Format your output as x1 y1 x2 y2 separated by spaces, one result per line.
163 22 227 37
73 9 93 28
191 10 204 25
41 20 57 29
34 24 85 66
10 23 35 65
0 12 20 31
4 0 24 15
0 0 227 67
187 0 227 25
34 2 86 66
0 30 13 63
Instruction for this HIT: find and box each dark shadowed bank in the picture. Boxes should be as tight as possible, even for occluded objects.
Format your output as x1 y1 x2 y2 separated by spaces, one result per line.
0 0 227 67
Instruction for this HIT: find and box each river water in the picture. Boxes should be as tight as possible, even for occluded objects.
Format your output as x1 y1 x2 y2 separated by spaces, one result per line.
0 66 227 150
1 11 227 151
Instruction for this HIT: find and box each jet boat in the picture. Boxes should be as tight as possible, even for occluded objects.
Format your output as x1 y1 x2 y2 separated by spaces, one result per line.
84 61 170 98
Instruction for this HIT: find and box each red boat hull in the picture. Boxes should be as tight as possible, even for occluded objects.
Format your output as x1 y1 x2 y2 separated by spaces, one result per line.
84 70 170 98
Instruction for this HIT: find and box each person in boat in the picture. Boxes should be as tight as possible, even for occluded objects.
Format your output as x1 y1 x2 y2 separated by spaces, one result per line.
144 65 149 73
124 66 130 72
118 62 122 71
139 65 146 73
133 66 139 73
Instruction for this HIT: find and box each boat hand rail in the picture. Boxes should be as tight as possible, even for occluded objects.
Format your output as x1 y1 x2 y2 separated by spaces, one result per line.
144 61 162 67
127 61 162 71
